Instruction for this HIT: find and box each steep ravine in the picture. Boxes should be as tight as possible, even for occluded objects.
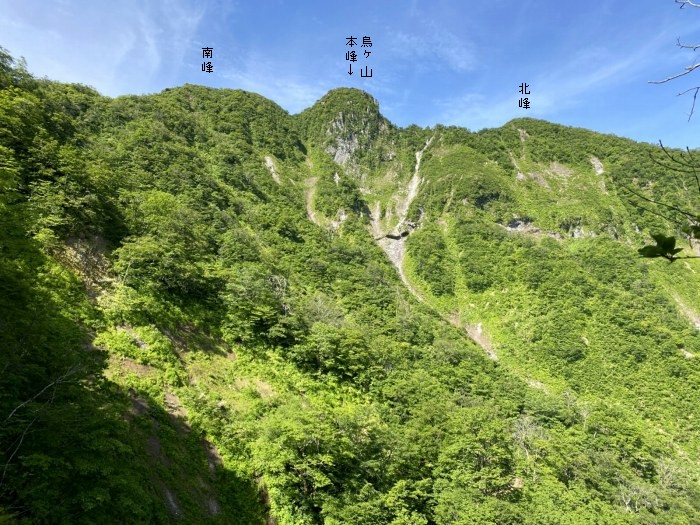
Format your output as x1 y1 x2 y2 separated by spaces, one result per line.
376 235 423 302
369 137 510 367
371 137 434 303
304 177 321 226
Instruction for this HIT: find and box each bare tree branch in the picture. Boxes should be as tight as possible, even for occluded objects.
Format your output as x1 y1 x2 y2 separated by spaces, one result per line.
649 153 699 174
662 141 700 193
676 0 700 8
622 184 698 219
679 86 700 120
677 37 700 51
660 140 700 170
0 365 77 488
651 5 700 118
634 140 700 258
633 203 687 229
0 416 37 487
687 145 700 193
649 62 700 84
2 364 80 425
649 141 700 176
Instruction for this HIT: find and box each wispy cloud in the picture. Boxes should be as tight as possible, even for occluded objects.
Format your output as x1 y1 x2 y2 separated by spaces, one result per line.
534 29 677 113
436 28 675 131
388 28 475 73
0 0 208 96
111 0 208 94
219 53 333 114
436 91 515 131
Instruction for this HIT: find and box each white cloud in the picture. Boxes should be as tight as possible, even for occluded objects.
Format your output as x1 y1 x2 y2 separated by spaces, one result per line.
388 29 475 73
436 91 517 131
0 0 208 96
435 27 677 132
219 53 332 114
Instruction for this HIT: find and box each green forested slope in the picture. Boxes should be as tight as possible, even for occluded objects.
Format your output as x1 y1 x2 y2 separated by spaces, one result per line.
2 48 700 524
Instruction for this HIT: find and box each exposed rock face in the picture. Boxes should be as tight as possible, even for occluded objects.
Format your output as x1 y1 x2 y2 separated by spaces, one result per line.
590 156 604 175
507 218 533 229
264 156 281 184
571 226 596 238
527 171 550 188
391 136 433 235
326 132 359 166
370 137 434 304
330 208 348 231
373 136 434 240
465 323 497 360
299 88 388 175
164 488 182 518
304 177 320 226
500 218 563 240
376 235 423 303
549 161 573 177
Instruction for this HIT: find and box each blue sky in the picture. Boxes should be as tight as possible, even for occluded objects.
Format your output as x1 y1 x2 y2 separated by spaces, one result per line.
2 0 700 148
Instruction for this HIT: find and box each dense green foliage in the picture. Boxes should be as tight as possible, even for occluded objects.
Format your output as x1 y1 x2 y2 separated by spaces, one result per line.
3 46 700 524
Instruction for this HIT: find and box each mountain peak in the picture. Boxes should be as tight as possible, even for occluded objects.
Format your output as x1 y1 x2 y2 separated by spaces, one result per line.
313 87 380 110
296 88 391 169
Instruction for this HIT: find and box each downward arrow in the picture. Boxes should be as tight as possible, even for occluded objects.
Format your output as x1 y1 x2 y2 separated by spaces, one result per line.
348 63 353 75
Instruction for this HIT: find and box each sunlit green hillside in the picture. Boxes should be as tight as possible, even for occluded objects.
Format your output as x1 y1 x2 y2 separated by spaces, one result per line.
2 48 700 524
